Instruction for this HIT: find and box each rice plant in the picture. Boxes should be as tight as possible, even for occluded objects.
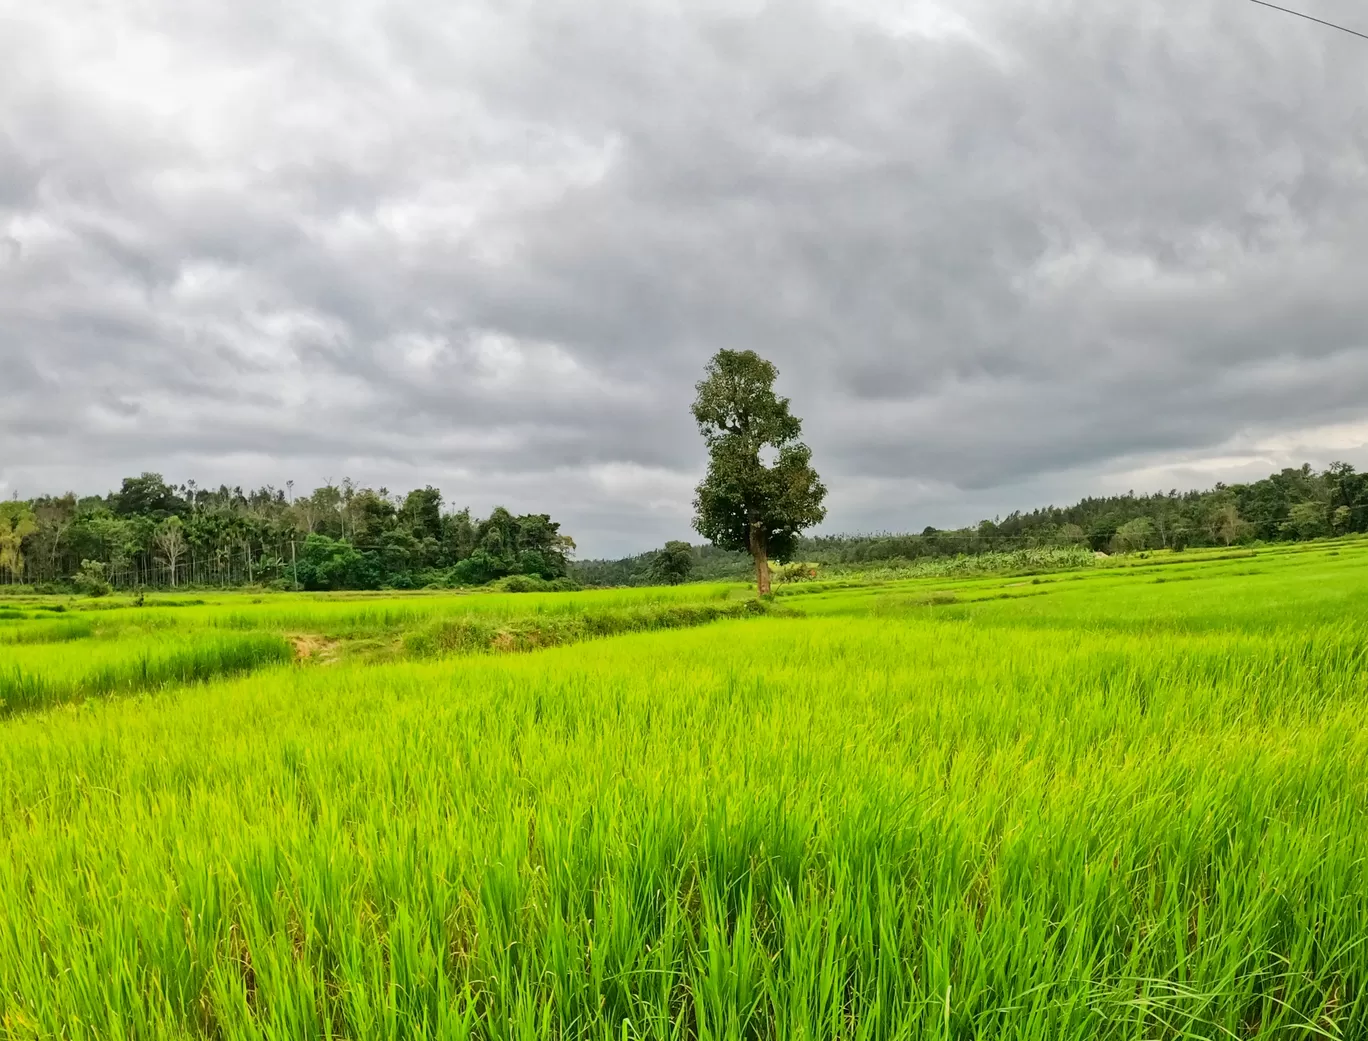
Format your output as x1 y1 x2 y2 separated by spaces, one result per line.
1 542 1367 1038
0 632 293 716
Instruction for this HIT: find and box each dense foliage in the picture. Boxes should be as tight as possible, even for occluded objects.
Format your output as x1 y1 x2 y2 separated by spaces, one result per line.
977 461 1368 550
0 474 574 591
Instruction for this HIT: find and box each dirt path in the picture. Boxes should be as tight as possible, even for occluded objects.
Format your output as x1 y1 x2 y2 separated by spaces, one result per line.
289 633 341 664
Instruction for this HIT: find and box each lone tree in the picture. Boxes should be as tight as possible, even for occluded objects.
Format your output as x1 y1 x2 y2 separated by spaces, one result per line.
691 350 826 596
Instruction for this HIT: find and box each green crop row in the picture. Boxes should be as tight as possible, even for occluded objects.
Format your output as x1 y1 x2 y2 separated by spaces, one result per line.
402 598 785 657
0 633 294 717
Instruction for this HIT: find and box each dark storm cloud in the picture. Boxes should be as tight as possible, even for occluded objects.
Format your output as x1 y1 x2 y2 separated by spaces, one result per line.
4 0 1368 553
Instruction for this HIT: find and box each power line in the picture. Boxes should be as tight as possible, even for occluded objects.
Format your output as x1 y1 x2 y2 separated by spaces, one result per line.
1243 0 1368 42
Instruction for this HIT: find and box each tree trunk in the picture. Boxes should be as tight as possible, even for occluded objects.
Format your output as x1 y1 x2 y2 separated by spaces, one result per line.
751 525 771 596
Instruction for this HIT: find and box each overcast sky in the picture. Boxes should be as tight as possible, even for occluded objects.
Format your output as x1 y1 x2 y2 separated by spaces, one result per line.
4 0 1368 556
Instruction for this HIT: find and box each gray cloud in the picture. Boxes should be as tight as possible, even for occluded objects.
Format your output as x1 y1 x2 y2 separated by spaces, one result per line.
4 0 1368 554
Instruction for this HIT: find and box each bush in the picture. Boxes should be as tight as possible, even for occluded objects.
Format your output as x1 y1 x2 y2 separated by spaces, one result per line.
450 550 507 586
493 575 543 593
72 560 112 598
772 561 820 583
295 535 374 590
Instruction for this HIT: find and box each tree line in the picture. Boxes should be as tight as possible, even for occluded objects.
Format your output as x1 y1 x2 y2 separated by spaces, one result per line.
5 349 1366 593
0 475 575 592
576 460 1368 586
974 460 1368 552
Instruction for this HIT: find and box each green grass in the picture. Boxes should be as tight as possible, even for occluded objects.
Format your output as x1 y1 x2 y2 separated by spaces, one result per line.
2 541 1368 1037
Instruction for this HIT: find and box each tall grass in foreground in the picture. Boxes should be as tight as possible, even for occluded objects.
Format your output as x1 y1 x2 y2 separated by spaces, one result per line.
2 610 1368 1038
0 632 293 716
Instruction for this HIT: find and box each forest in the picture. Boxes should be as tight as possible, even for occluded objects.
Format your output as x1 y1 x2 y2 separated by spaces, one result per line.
0 474 574 592
813 461 1368 559
578 461 1368 585
2 460 1366 591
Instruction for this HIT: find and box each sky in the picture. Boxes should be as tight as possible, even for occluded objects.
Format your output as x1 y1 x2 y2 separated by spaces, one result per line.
4 0 1368 557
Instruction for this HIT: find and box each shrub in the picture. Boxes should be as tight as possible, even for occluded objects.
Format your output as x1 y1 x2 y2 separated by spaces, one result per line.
494 575 543 593
450 550 506 586
72 560 112 598
491 575 583 594
772 561 820 583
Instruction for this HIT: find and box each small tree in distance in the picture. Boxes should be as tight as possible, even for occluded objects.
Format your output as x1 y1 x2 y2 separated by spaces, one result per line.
153 516 187 587
1112 517 1155 554
691 349 827 596
648 541 694 585
1209 503 1252 546
1283 501 1328 541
